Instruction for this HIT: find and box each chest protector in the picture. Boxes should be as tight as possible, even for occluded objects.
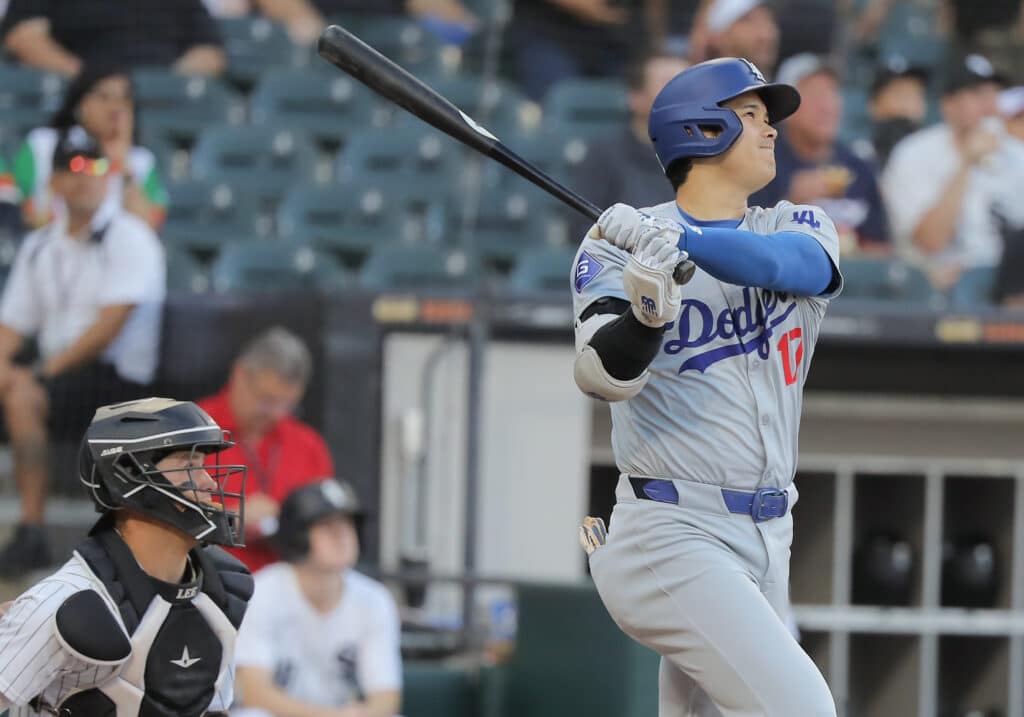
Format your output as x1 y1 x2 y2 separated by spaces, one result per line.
34 525 252 717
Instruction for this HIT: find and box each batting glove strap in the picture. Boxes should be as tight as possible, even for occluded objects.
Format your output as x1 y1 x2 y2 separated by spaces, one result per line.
624 238 684 328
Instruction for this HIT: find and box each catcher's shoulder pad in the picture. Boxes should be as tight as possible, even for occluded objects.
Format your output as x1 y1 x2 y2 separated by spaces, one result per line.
54 590 132 665
198 546 253 629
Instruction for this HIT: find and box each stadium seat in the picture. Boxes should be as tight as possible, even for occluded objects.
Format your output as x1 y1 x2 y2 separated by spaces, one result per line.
485 128 591 189
359 242 475 289
250 68 384 148
0 65 65 138
543 79 630 137
210 240 351 292
132 69 244 147
877 2 944 70
218 17 301 87
164 245 210 294
165 179 262 234
354 16 445 74
835 257 942 308
950 266 997 310
336 127 460 183
403 74 528 136
506 245 576 292
402 662 478 717
191 126 319 205
458 189 553 265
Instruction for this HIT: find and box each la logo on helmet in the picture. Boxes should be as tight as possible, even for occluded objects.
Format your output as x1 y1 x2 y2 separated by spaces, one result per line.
740 59 766 84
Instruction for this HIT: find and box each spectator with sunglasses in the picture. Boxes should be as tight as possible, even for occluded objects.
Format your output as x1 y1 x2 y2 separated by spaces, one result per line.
12 65 168 231
0 126 165 577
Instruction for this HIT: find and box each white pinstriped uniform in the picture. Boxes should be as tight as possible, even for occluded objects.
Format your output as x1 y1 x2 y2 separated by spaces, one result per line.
0 554 235 716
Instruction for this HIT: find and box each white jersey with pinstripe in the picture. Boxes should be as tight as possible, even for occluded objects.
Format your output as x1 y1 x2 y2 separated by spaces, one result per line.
0 553 234 715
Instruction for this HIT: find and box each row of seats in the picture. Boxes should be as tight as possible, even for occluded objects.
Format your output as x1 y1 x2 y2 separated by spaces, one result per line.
166 240 575 294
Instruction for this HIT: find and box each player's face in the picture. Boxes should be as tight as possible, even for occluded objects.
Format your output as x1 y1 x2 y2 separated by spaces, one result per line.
718 92 778 191
156 449 220 508
78 74 134 142
307 514 359 572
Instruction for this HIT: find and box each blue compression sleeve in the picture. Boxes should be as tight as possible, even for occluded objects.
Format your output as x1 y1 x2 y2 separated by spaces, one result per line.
677 228 834 296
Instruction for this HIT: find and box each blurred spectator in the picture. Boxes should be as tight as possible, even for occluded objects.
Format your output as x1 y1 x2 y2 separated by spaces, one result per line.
853 56 930 169
945 0 1024 83
508 0 660 102
198 326 334 573
882 52 1014 289
0 127 165 578
993 87 1024 308
1 0 226 78
0 158 23 243
202 0 476 46
750 54 891 254
233 480 402 717
994 221 1024 308
567 52 690 241
12 65 168 231
689 0 779 79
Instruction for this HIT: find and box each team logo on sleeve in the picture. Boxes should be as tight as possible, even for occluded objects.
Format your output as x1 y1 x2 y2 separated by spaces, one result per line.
574 251 604 293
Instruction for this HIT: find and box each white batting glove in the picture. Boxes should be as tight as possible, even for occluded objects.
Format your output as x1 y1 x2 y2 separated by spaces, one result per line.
588 203 681 252
579 516 607 556
624 229 690 327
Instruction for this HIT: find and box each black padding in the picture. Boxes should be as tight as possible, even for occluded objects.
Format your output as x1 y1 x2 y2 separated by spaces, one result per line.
55 591 131 663
579 297 630 323
588 309 667 381
198 546 253 628
55 687 117 715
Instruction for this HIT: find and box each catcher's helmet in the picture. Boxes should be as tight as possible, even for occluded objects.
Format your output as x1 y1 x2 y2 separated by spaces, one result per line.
79 398 247 546
274 479 363 562
648 57 801 171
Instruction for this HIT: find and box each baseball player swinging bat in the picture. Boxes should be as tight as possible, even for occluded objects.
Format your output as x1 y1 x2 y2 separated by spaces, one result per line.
315 24 695 285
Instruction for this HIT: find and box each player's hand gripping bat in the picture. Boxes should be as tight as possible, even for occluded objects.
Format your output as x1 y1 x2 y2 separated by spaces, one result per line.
316 24 695 285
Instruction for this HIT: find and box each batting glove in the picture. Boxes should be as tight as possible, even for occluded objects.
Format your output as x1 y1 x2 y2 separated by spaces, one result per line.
579 516 607 556
624 229 690 327
588 203 686 251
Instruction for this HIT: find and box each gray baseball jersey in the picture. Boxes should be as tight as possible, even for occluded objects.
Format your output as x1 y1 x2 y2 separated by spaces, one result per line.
572 200 843 491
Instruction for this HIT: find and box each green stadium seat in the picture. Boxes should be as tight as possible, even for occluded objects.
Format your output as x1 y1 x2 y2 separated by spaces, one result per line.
877 3 944 70
132 69 244 147
459 189 553 265
165 179 262 234
250 69 383 148
336 127 459 183
210 240 351 292
164 244 210 294
219 17 301 87
487 582 659 717
359 242 475 289
0 64 65 137
835 257 942 308
191 126 319 205
486 128 591 189
402 662 479 717
950 266 997 310
355 16 445 74
543 78 630 137
506 245 576 292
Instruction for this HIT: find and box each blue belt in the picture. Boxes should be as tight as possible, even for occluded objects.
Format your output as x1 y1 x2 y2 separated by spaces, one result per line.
628 477 789 522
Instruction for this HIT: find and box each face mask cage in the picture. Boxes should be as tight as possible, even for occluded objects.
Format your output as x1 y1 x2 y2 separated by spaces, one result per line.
110 433 248 545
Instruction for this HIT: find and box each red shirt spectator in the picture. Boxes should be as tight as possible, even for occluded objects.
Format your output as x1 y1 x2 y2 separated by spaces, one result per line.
198 327 333 572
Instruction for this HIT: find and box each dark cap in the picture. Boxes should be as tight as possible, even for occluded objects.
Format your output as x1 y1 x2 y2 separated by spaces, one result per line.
870 55 929 98
942 53 1005 96
52 126 105 172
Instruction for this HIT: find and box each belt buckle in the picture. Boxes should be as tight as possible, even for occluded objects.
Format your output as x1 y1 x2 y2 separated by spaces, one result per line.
751 487 788 522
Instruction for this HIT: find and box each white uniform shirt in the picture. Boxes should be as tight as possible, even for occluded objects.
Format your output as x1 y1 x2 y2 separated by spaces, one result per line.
233 563 402 717
572 200 842 491
0 207 165 384
881 119 1024 269
0 554 236 715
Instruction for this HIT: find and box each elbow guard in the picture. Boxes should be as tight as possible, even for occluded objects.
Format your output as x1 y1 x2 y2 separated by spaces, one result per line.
574 344 649 402
573 310 650 402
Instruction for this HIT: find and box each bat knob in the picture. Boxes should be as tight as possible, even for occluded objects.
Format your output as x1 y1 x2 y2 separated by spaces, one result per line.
673 260 696 285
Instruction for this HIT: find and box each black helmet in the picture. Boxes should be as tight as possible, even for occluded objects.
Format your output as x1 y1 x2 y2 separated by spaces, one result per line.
274 479 362 562
79 397 247 546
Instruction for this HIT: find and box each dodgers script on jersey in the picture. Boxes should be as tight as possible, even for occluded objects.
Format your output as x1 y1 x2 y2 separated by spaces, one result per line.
572 200 842 491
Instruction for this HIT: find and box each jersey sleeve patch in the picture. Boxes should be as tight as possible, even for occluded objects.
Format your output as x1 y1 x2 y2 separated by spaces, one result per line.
574 251 605 293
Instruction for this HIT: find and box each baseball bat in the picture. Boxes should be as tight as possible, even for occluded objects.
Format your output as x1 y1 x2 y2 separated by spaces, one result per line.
316 24 694 284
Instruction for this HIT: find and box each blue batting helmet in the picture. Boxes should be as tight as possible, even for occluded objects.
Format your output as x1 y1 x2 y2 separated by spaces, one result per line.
648 57 801 171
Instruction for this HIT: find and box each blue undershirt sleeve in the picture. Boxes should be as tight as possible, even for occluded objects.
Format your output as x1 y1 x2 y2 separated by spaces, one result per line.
677 227 836 297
